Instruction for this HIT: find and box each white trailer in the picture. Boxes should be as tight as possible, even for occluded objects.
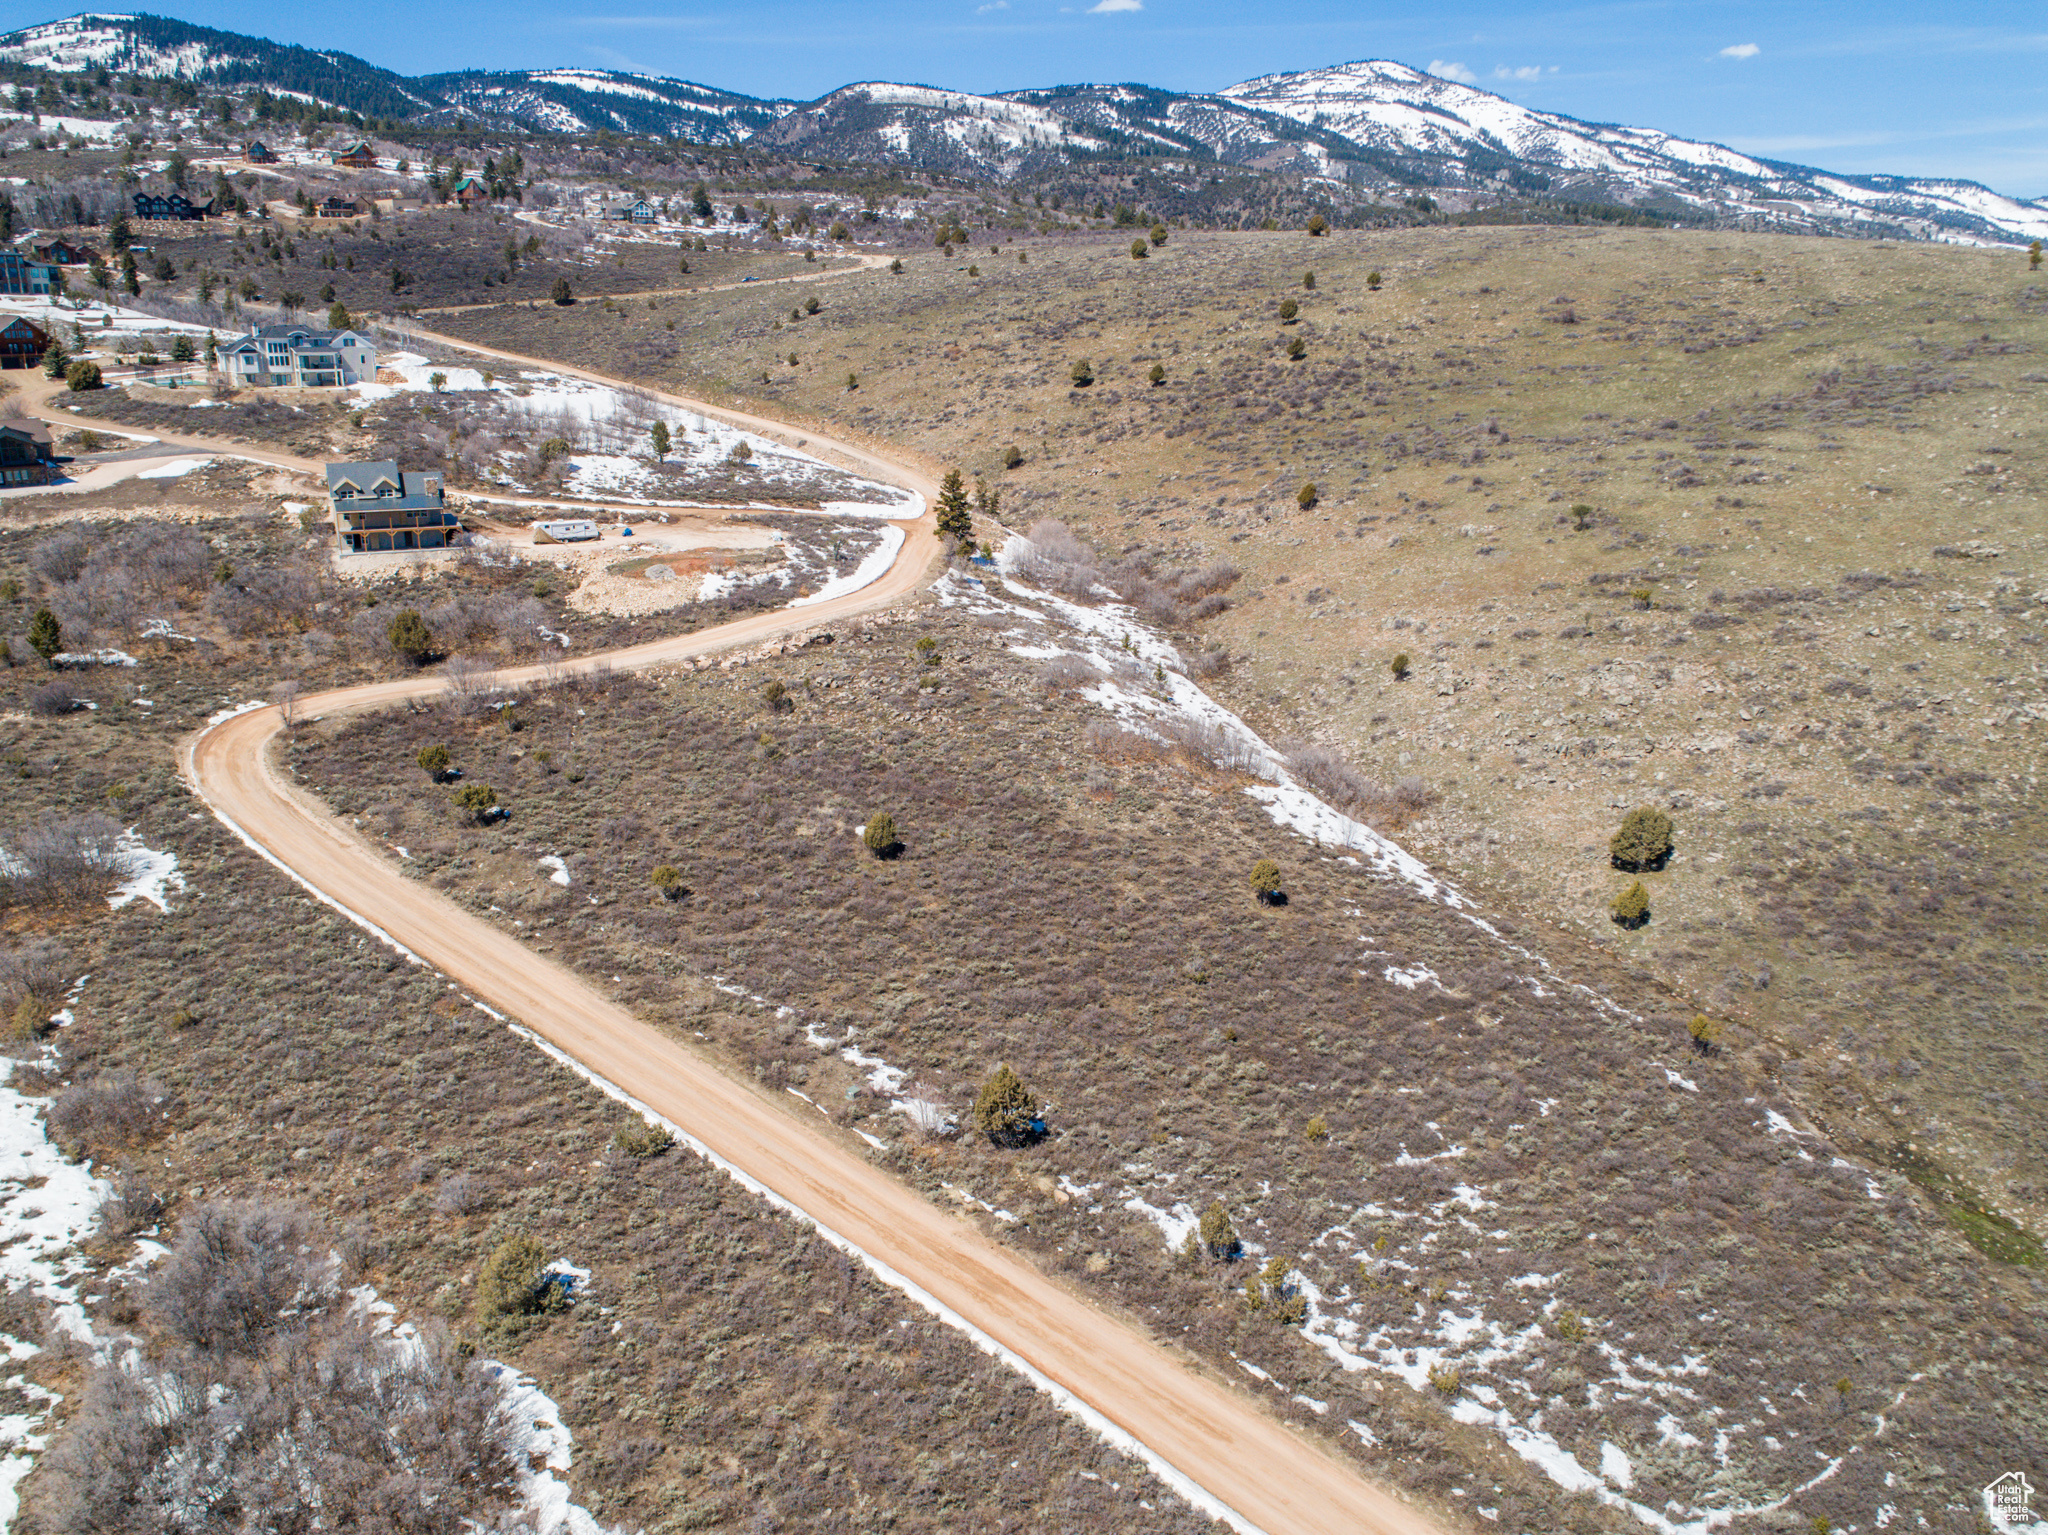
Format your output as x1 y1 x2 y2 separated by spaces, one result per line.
532 518 600 543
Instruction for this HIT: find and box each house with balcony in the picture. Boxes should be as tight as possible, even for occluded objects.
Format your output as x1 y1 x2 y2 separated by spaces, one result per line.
328 460 460 553
217 324 377 388
29 239 99 266
332 142 377 169
132 190 216 221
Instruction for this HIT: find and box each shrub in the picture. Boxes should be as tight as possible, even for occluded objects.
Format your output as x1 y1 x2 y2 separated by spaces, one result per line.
48 1070 167 1154
1305 1114 1329 1143
650 864 685 899
1287 336 1307 361
64 360 102 391
613 1119 675 1159
147 1201 330 1355
804 295 821 315
1609 806 1674 870
0 812 127 907
1688 1014 1724 1055
1296 481 1317 509
862 812 897 857
1427 1362 1462 1394
1570 503 1595 530
1302 271 1316 289
476 1233 548 1318
972 1064 1038 1147
1003 444 1023 468
0 938 67 1041
1129 239 1148 260
1249 858 1283 904
889 257 903 273
27 607 61 661
30 680 83 715
1196 1200 1238 1260
1549 1307 1590 1342
1149 224 1168 246
417 743 452 781
1148 362 1165 386
829 221 850 241
1390 651 1411 679
454 783 498 822
1366 270 1382 290
1305 214 1328 236
1070 358 1093 387
387 609 437 665
1278 298 1298 323
550 277 573 305
1610 880 1650 927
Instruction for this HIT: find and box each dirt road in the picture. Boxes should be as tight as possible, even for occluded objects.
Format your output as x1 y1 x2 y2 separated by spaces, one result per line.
170 343 1443 1535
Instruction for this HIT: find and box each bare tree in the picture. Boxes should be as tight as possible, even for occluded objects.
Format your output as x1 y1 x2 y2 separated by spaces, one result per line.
270 678 301 730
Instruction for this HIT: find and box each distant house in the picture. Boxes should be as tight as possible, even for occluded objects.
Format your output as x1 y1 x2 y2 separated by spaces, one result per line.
327 460 459 554
0 317 51 369
217 324 378 388
0 422 55 486
132 191 215 222
0 251 58 297
244 140 278 164
331 141 377 169
30 239 99 266
451 175 488 208
606 198 656 224
316 196 363 219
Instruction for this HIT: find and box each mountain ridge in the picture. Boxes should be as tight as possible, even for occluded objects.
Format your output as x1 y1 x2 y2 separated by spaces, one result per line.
1 12 2042 245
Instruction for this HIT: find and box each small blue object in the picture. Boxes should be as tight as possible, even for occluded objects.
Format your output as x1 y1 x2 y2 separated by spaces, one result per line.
619 526 634 537
1028 1118 1047 1136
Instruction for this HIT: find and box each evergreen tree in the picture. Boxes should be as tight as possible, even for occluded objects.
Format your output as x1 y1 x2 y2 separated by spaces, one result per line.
1287 336 1307 361
475 1234 545 1318
690 182 713 220
1197 1200 1238 1260
550 277 572 305
1278 298 1298 323
649 420 670 461
1130 238 1148 259
455 783 498 823
1070 358 1093 386
1609 807 1674 870
1610 881 1650 927
1148 362 1166 386
27 608 61 662
972 1064 1038 1146
108 212 132 254
386 609 436 664
416 744 451 781
935 470 973 546
862 812 897 858
1297 481 1317 508
1249 858 1283 904
327 300 351 330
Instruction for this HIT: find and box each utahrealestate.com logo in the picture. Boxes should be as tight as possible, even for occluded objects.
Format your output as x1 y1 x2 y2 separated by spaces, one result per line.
1985 1471 2037 1530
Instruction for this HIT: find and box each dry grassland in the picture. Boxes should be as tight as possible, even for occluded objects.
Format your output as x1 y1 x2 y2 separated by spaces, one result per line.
437 226 2048 1247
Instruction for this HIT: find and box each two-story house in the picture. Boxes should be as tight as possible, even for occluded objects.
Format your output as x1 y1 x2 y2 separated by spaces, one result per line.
0 421 55 486
0 251 58 296
217 324 377 388
327 460 460 553
0 318 51 369
332 142 378 169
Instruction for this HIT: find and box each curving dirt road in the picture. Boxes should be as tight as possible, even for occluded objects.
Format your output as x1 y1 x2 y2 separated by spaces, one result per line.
169 337 1443 1535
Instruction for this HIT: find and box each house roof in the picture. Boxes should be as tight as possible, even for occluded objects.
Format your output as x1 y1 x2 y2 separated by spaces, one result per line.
452 175 486 191
0 318 51 341
0 420 53 449
327 459 404 494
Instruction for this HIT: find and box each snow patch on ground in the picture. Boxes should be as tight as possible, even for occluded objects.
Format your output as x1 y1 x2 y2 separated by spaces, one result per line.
106 828 184 911
791 523 904 607
135 456 211 480
537 855 571 887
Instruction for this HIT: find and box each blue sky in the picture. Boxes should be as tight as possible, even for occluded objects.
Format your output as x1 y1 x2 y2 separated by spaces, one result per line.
9 1 2046 195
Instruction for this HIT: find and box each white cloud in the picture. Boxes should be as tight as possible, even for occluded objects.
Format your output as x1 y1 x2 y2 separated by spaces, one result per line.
1720 42 1761 59
1088 0 1143 11
1428 60 1478 83
1493 65 1544 82
976 0 1007 9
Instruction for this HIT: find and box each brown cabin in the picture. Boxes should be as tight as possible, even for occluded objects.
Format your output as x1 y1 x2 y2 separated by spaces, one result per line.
0 421 55 485
0 317 50 369
331 141 377 169
244 140 278 164
30 239 99 266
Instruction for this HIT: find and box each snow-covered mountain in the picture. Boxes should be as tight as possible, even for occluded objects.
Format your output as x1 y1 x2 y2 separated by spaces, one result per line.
414 70 787 142
1221 61 2048 244
1 15 2041 245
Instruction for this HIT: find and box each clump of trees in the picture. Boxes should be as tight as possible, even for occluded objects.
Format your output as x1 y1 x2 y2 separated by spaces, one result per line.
42 1200 523 1534
1609 806 1674 870
972 1064 1039 1146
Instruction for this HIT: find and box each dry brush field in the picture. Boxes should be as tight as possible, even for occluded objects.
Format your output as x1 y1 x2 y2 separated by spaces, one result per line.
435 224 2048 1250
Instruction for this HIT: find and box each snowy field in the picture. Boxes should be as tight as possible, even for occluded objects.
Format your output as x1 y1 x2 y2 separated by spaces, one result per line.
0 295 215 338
358 351 919 516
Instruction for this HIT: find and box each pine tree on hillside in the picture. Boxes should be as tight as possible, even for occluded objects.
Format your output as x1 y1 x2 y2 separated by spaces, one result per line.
935 470 973 547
